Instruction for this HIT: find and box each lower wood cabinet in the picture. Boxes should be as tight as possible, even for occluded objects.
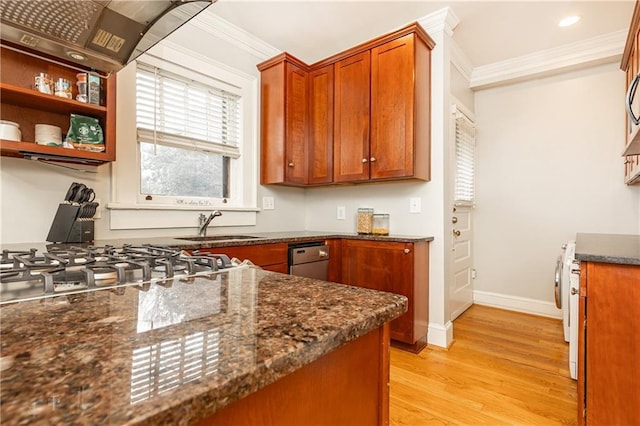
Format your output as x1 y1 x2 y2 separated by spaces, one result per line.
196 243 288 273
578 261 640 425
338 239 429 351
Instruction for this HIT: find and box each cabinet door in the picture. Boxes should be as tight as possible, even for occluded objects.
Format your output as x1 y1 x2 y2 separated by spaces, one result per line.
583 262 640 425
308 65 334 184
340 240 415 343
371 34 416 180
285 63 308 184
334 51 370 182
197 243 288 268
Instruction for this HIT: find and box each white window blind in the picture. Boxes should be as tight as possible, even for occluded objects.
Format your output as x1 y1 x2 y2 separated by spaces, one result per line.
454 112 476 204
136 63 241 159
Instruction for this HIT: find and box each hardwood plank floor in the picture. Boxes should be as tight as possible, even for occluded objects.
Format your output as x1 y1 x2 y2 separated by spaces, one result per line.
390 305 577 425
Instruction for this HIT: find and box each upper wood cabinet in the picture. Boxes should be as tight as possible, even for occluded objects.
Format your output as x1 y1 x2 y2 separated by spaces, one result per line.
258 22 434 187
308 64 335 184
0 45 116 165
258 54 309 185
621 0 640 184
334 51 371 182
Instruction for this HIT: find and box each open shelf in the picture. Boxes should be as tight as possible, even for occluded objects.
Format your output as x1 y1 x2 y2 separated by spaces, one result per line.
0 139 111 164
0 83 107 116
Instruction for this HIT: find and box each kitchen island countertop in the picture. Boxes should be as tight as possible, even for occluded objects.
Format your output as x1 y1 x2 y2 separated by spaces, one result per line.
0 266 407 425
575 233 640 266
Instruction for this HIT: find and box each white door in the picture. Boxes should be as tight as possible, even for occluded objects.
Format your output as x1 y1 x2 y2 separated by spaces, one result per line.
449 106 475 321
450 205 473 320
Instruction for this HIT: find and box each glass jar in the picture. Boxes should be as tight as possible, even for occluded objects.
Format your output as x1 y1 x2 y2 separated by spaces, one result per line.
357 208 374 234
372 214 390 235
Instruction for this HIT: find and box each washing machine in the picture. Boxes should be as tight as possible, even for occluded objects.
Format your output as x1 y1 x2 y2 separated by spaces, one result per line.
554 241 578 380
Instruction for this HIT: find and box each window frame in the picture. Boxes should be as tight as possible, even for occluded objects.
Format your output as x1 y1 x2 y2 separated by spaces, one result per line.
108 42 259 230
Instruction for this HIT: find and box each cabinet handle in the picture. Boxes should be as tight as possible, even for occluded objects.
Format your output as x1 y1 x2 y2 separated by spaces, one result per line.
403 248 410 254
361 158 368 163
370 156 376 162
288 162 294 167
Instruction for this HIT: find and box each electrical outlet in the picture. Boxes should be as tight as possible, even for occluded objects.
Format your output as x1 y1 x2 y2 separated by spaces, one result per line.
337 206 346 220
262 196 275 210
93 199 101 219
409 197 421 213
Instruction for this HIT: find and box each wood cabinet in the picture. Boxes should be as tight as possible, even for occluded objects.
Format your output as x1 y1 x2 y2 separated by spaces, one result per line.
258 22 434 187
196 324 390 426
308 64 335 184
577 261 640 425
0 45 116 164
196 243 288 272
258 54 308 185
621 0 640 184
339 239 429 351
334 51 371 182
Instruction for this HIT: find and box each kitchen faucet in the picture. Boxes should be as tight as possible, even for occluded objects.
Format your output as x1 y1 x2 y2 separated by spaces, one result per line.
198 210 222 237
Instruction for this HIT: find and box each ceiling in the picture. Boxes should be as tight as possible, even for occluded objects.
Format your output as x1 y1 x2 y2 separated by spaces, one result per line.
208 1 635 68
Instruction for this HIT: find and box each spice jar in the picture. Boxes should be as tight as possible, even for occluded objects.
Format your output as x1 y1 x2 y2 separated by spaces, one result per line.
357 208 374 234
372 214 390 235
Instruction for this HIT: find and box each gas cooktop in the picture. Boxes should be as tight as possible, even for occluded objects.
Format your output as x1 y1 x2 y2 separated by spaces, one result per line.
0 244 243 304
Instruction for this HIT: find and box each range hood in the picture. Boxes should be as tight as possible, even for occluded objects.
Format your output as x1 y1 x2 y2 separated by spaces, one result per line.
0 0 215 74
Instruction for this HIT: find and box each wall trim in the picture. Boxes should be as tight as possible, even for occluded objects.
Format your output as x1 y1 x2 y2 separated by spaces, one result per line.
470 29 626 90
428 321 454 348
190 10 281 60
451 39 473 81
473 290 562 319
418 7 460 36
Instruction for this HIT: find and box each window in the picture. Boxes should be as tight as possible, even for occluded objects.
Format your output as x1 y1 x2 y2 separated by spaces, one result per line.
136 63 241 204
454 110 476 205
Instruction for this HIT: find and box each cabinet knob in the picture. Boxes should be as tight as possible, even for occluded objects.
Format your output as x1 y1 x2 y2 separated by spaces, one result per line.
288 162 294 167
370 157 376 162
403 248 410 254
452 217 458 224
361 158 368 163
453 229 461 237
571 287 579 295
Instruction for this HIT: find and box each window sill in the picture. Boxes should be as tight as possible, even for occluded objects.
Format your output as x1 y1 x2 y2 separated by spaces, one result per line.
107 203 258 230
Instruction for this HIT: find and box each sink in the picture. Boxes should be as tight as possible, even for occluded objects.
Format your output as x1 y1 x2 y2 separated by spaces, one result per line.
175 235 261 242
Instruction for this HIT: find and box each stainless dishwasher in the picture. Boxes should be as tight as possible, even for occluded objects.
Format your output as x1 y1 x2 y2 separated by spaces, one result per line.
288 242 330 280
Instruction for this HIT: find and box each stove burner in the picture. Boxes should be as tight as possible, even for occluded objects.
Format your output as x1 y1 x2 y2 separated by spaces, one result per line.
0 245 241 304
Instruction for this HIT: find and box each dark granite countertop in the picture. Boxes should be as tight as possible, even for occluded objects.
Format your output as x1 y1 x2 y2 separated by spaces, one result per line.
1 231 434 252
0 266 407 425
575 233 640 266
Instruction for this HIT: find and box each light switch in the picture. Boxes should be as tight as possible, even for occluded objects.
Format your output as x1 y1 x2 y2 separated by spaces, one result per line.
262 196 275 210
409 197 421 213
337 206 346 220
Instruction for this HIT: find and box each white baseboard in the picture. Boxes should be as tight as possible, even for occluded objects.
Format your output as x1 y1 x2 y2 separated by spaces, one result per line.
473 290 562 319
428 321 454 348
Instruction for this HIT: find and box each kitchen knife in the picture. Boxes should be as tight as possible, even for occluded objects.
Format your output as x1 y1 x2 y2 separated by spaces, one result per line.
79 187 95 203
71 183 87 203
63 182 81 203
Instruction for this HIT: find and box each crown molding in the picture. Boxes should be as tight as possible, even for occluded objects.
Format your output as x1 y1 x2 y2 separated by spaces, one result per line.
451 38 473 81
470 29 627 90
188 10 281 61
418 7 460 36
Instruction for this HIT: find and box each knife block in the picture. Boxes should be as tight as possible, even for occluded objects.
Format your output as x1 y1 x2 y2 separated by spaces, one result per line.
46 204 94 243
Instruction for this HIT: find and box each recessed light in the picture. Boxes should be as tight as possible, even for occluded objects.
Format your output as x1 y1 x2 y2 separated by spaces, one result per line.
66 50 86 61
559 15 581 27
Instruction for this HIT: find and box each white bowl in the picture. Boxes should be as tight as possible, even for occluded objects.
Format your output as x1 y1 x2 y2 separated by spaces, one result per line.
35 124 62 146
0 120 21 141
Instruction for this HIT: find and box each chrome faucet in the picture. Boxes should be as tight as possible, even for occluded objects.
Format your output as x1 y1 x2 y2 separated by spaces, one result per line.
198 210 222 237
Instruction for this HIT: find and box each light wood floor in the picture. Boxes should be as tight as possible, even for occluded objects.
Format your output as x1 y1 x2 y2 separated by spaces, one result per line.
389 305 577 425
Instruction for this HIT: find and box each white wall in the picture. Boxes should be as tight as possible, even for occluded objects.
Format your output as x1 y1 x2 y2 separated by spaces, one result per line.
474 62 640 314
0 22 306 244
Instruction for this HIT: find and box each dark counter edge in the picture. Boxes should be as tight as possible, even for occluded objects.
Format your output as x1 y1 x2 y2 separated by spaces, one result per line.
1 231 435 251
575 233 640 266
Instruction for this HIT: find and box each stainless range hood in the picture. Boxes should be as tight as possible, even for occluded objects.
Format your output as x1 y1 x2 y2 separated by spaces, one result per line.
0 0 216 74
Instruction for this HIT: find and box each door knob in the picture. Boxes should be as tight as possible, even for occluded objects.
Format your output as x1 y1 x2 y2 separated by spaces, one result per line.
453 229 461 237
452 217 458 224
